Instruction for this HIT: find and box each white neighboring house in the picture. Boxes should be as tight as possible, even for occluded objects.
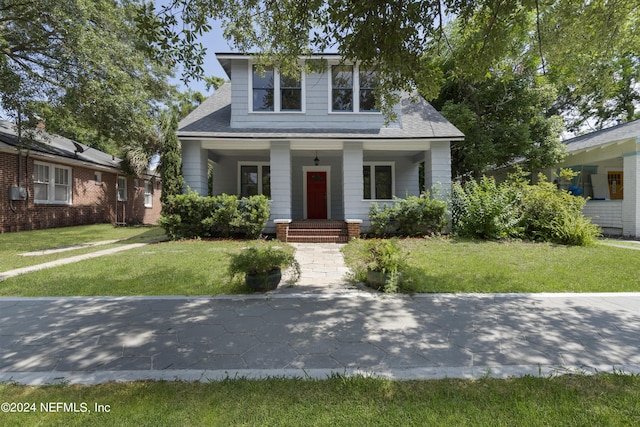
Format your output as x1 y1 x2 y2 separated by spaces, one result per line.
177 53 464 241
548 119 640 238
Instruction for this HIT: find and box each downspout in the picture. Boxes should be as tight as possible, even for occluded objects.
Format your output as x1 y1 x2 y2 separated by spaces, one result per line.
9 116 23 212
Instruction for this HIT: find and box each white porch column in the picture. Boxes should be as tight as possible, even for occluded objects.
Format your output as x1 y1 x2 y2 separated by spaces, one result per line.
424 140 452 200
181 140 208 195
623 148 640 238
270 141 292 219
343 141 364 220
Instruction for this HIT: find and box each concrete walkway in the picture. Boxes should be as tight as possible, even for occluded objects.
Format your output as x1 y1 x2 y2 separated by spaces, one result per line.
1 243 640 385
0 243 149 281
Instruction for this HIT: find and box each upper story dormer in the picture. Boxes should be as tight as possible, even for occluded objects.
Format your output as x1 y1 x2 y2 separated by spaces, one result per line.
216 53 400 130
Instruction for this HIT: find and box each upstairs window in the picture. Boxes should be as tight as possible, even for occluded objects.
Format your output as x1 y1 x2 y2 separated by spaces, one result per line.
331 65 379 113
359 69 378 112
280 74 302 111
331 65 354 112
252 65 302 112
252 66 274 111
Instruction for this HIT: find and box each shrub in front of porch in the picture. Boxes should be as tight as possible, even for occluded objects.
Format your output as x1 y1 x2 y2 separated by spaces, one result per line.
159 193 270 240
369 193 447 237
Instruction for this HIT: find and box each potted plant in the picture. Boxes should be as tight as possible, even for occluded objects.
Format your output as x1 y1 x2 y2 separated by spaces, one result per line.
364 239 406 293
228 245 301 292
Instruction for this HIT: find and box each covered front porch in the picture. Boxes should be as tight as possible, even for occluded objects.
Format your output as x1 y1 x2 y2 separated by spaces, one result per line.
181 138 452 237
551 134 640 238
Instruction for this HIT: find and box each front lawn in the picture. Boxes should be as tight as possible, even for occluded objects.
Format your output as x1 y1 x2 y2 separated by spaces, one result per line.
343 238 640 293
1 374 639 426
0 239 292 297
0 224 166 272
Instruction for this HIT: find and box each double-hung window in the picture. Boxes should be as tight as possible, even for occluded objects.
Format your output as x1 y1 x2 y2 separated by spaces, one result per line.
252 65 302 112
239 163 271 198
144 180 153 207
363 163 394 200
331 65 379 112
34 161 72 204
117 176 127 201
359 69 378 112
331 65 354 112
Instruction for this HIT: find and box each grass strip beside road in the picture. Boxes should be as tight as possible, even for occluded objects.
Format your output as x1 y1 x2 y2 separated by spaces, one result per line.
1 374 639 426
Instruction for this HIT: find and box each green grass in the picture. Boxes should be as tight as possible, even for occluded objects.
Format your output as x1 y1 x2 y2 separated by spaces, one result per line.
3 226 640 296
0 224 166 272
343 237 640 293
0 238 293 297
1 374 639 426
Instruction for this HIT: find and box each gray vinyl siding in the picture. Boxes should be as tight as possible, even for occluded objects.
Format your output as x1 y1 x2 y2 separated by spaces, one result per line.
229 59 397 130
181 140 208 195
210 154 270 196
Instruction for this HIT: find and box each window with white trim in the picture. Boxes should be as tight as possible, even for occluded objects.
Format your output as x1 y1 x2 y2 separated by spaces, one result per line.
94 171 102 184
331 65 353 112
251 65 303 112
33 161 72 204
331 65 379 113
144 180 153 207
117 176 127 201
239 163 271 198
363 163 394 200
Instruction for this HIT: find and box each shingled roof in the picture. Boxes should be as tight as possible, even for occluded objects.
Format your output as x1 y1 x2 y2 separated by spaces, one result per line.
0 120 121 170
564 119 640 153
178 83 464 140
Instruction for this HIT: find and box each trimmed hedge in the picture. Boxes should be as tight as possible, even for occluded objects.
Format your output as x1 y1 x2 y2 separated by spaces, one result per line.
369 193 447 237
159 193 270 240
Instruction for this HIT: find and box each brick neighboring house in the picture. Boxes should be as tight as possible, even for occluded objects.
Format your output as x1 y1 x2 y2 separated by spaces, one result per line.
0 121 162 233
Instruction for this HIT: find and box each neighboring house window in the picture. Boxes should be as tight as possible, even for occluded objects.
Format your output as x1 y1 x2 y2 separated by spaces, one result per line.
144 180 153 207
117 176 127 201
239 163 271 198
94 171 102 184
33 161 72 204
252 65 303 112
331 65 379 112
363 163 394 200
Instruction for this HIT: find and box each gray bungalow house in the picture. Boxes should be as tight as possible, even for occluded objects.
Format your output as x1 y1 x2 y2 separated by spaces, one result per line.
545 119 640 238
177 53 464 241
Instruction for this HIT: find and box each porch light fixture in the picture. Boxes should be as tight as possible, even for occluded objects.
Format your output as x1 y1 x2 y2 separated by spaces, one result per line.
314 151 320 166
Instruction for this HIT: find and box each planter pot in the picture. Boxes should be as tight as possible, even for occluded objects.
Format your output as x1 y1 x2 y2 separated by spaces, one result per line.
246 268 282 292
366 269 403 291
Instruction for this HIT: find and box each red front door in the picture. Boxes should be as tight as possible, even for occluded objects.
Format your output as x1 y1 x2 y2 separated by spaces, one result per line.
307 171 327 219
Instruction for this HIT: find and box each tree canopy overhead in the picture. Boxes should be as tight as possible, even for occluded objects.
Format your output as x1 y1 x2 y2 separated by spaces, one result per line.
0 0 173 163
138 0 639 123
138 0 638 177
